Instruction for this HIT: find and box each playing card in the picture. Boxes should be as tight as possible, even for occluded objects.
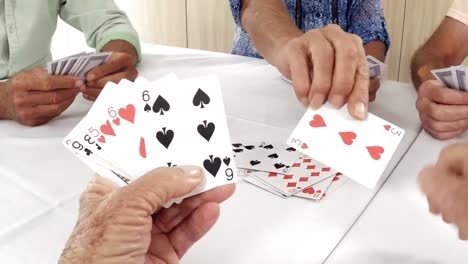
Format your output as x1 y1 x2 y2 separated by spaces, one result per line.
432 68 457 89
287 103 405 189
252 155 337 196
76 53 111 79
243 175 287 198
325 173 349 195
293 174 335 201
454 66 467 91
233 142 300 174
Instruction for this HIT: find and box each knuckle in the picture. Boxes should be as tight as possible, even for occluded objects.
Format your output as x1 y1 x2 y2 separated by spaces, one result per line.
351 34 363 45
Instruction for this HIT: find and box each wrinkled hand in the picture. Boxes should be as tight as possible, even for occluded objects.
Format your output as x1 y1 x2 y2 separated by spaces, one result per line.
3 68 80 126
419 143 468 240
275 24 369 120
416 80 468 140
59 166 235 264
80 51 138 101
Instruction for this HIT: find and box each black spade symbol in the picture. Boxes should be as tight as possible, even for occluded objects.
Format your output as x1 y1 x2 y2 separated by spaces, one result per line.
167 162 177 167
204 155 221 177
233 148 243 153
197 120 215 142
144 103 151 112
250 160 261 166
156 127 174 149
232 143 242 148
223 157 231 166
193 89 211 109
244 145 255 150
153 95 170 115
268 153 279 159
274 163 285 169
263 144 274 149
286 147 296 152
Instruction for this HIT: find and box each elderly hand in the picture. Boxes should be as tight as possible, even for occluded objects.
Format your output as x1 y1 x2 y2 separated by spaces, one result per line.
275 24 369 120
419 143 468 240
59 166 235 264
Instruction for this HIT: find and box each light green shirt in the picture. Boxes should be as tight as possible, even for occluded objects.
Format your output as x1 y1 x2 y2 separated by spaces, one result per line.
0 0 141 79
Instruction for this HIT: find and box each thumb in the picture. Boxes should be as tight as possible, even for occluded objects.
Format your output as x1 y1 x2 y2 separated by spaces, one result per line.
116 166 204 214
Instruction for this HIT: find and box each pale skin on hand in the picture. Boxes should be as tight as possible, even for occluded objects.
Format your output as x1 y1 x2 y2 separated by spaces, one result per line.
240 0 386 120
419 143 468 240
80 40 139 102
411 17 468 140
0 68 81 126
59 166 235 264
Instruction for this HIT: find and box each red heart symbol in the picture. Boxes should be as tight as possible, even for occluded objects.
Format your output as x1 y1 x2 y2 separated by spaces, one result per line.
309 114 326 128
119 104 136 124
100 120 116 136
367 146 384 160
113 118 120 126
98 135 106 143
303 187 315 194
339 131 356 146
384 125 391 131
301 143 308 149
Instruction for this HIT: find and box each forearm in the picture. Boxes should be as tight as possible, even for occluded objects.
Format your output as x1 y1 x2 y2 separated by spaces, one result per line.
411 47 449 89
364 41 386 62
102 40 138 65
0 82 12 120
241 0 302 66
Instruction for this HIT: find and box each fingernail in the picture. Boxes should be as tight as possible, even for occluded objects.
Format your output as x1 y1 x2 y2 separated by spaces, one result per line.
179 165 203 181
354 102 367 120
310 94 326 109
329 95 345 108
75 80 84 88
300 98 309 108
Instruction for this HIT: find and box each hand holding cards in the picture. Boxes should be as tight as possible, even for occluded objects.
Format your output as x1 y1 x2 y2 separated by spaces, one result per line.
48 52 111 80
288 103 405 189
431 66 468 91
63 75 237 206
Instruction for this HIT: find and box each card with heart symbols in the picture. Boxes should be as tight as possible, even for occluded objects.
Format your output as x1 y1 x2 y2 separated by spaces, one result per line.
287 103 405 189
63 75 237 206
232 141 301 174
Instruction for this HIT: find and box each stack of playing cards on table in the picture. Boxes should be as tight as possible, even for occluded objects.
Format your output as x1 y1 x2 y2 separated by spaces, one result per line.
432 66 468 91
47 52 111 79
234 141 348 202
63 75 237 205
281 55 385 84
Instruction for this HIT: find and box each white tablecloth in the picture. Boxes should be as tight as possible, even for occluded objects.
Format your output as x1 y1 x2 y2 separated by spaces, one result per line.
326 131 468 264
0 44 422 263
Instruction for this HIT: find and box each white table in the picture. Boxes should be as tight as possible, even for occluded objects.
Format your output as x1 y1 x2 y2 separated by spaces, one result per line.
326 130 468 264
0 44 421 263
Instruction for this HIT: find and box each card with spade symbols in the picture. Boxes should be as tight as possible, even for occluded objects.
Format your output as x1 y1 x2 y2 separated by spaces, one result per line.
253 155 337 196
232 142 301 174
287 103 405 189
243 175 287 198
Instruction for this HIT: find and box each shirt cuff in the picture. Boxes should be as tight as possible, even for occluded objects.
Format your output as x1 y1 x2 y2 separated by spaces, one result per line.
96 32 142 63
360 31 391 56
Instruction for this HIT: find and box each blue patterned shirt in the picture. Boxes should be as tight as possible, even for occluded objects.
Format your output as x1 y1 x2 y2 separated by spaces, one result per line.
229 0 390 58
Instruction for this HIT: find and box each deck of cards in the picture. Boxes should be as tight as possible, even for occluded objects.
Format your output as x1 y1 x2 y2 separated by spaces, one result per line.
63 75 237 205
47 52 111 80
431 66 468 91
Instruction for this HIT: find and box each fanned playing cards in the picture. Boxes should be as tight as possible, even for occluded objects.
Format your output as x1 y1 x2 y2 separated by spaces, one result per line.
63 75 237 205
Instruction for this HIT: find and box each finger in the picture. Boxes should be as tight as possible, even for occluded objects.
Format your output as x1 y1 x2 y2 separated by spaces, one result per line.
322 27 358 108
168 202 220 258
437 143 468 174
426 196 441 215
347 35 369 120
32 96 76 120
422 123 466 140
82 93 97 102
306 30 334 109
87 68 138 88
288 41 312 107
420 80 468 105
83 87 103 99
25 88 79 106
86 53 135 81
34 75 81 91
417 97 468 122
117 166 203 214
419 113 468 132
419 166 461 213
155 184 235 232
79 175 118 219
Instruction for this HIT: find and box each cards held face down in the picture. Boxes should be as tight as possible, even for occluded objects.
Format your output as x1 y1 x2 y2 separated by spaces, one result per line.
63 75 237 205
431 66 468 91
48 52 111 80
